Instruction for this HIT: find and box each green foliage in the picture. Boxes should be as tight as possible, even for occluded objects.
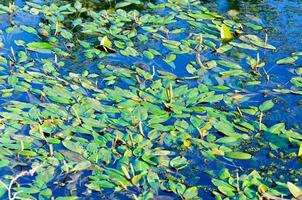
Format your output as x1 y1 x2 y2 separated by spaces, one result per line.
0 0 300 199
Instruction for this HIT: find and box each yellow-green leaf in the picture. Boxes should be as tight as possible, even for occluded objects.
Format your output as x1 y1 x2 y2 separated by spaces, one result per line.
220 24 233 42
100 36 112 48
225 152 252 160
298 144 302 157
121 165 131 180
287 182 302 198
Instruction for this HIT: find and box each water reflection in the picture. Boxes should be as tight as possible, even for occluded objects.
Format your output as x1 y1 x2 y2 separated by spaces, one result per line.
203 0 264 12
213 0 302 127
215 0 241 12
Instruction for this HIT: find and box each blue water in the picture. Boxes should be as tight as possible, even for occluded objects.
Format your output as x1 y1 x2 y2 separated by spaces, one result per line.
209 0 302 125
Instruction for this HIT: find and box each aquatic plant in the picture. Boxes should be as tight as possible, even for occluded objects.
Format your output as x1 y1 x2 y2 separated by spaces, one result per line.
0 0 301 199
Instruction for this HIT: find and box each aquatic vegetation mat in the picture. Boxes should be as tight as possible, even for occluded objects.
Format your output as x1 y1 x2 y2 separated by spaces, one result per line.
0 0 301 199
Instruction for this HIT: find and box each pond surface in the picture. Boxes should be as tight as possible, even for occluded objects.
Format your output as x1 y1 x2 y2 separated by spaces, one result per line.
0 0 301 199
211 0 302 125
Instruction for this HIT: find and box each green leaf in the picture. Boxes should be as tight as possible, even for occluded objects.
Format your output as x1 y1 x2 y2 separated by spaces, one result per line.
268 123 285 134
170 156 188 170
240 35 276 50
298 144 302 158
87 180 115 190
115 2 132 9
27 42 53 53
216 45 233 53
133 160 149 172
259 100 274 112
277 56 299 65
212 178 235 191
214 121 236 136
147 170 160 191
60 30 73 40
218 185 235 197
20 25 38 35
143 50 154 60
55 197 78 200
74 1 82 10
131 174 143 185
216 136 240 144
287 182 302 198
230 42 258 50
164 54 176 63
121 165 131 180
0 159 9 168
19 150 37 157
0 183 6 199
186 64 197 74
220 24 233 42
225 152 252 160
183 186 198 199
217 60 242 69
0 56 7 65
73 160 91 171
100 36 112 48
219 168 231 180
291 77 302 87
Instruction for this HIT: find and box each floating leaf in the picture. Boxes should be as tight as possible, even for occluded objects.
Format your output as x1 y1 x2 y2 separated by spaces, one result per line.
0 56 7 65
170 156 188 170
143 50 154 60
216 136 240 144
183 187 198 199
27 42 53 53
74 1 82 10
298 144 302 158
225 152 252 160
115 1 139 9
219 169 231 180
287 182 302 198
100 36 112 48
291 77 302 87
277 56 299 65
0 184 5 199
259 100 274 112
214 121 236 136
217 60 242 69
218 185 235 197
60 29 73 40
230 42 258 50
186 64 197 74
240 35 276 50
19 150 37 157
121 165 131 180
164 54 176 63
268 123 285 134
20 25 37 35
73 160 91 171
220 24 233 43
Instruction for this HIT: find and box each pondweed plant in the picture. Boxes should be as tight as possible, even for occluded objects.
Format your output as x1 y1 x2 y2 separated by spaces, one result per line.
0 0 301 199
